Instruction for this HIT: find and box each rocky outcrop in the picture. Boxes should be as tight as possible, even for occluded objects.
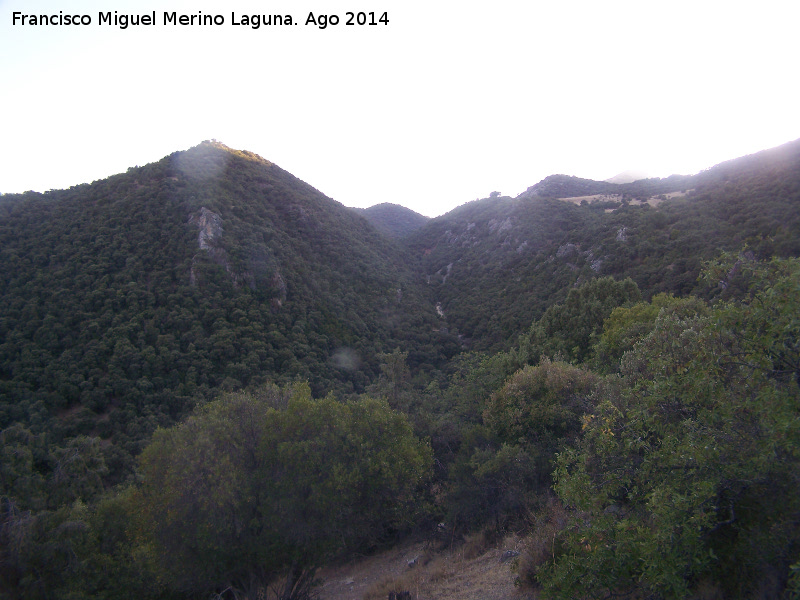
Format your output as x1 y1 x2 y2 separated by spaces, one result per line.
187 207 287 308
190 207 224 250
188 207 234 286
270 268 287 311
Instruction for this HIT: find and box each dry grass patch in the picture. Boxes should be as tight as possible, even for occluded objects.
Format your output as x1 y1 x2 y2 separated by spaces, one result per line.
362 553 451 600
515 497 569 594
462 526 502 560
318 533 530 600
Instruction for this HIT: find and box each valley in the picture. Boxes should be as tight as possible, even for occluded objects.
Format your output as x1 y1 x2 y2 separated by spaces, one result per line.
1 138 799 599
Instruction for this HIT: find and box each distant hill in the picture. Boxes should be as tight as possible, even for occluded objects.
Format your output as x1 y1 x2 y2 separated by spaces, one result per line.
519 174 620 199
353 203 429 238
519 141 800 204
518 172 696 201
604 169 650 184
404 138 800 350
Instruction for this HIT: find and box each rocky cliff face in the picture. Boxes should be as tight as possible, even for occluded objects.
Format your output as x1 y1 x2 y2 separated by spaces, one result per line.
191 206 224 250
187 206 287 308
188 206 233 286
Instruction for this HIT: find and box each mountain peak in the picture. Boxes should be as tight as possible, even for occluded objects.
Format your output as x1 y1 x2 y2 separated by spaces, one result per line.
518 174 618 199
354 203 430 238
604 170 650 184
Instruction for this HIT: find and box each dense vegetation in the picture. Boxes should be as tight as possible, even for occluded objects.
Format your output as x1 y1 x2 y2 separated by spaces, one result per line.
537 257 800 598
408 138 800 351
1 139 799 599
0 142 457 484
136 384 430 598
354 203 429 239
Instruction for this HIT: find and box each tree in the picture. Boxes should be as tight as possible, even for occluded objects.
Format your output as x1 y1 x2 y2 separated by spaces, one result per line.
538 258 800 599
370 348 412 411
590 293 709 373
446 360 597 530
516 276 642 366
133 383 432 599
0 427 113 600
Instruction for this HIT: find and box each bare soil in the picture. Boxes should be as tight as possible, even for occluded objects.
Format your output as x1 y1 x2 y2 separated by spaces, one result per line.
316 535 533 600
557 190 693 209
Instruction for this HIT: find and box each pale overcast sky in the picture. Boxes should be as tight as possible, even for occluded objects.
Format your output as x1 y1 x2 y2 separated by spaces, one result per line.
1 0 798 216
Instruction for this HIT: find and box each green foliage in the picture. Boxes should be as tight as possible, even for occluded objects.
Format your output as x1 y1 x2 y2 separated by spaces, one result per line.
408 139 800 351
0 141 455 488
591 293 709 373
538 258 800 599
407 196 610 350
355 203 429 239
0 427 122 599
517 276 641 365
1 139 800 599
368 348 413 411
134 383 432 597
446 360 597 530
446 429 537 530
484 359 597 452
69 489 163 600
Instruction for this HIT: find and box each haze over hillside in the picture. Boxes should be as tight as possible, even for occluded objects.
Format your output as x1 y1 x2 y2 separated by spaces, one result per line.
604 169 650 184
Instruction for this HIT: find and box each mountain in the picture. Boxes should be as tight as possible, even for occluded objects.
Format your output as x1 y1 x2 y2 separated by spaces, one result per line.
518 172 697 201
604 169 650 184
2 137 799 465
0 141 459 480
4 138 798 458
353 203 429 238
405 137 800 351
519 174 621 198
2 138 799 600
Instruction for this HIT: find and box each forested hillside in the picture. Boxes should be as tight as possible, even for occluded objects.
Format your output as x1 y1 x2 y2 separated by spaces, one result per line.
0 141 457 483
353 203 429 239
1 139 799 600
409 138 800 350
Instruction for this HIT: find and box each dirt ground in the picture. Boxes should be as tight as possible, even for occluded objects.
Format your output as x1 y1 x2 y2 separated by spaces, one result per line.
316 534 532 600
557 190 692 208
